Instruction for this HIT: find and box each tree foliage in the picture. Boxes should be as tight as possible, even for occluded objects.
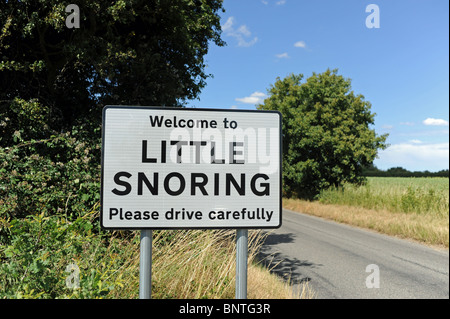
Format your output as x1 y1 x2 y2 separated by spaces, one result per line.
0 0 225 136
0 1 227 298
0 0 225 219
0 0 226 224
258 69 388 198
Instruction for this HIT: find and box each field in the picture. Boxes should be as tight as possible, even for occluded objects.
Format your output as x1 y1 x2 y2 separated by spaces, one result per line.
319 177 449 216
284 177 449 248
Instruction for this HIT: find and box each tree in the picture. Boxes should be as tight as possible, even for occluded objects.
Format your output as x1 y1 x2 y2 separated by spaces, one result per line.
258 69 388 198
0 0 225 220
0 0 225 142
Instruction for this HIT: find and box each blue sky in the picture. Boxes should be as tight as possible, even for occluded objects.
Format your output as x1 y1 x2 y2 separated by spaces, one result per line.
186 0 449 172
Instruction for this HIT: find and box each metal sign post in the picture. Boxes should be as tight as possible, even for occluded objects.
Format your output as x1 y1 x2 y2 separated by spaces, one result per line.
139 229 152 299
235 229 248 299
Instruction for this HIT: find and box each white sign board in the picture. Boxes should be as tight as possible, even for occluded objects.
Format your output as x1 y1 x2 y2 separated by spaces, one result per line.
101 106 282 229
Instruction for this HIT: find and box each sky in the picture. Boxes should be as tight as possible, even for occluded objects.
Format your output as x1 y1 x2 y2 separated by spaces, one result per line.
185 0 449 172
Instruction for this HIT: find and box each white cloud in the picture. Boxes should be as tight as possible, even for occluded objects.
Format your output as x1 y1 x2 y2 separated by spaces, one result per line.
237 25 251 37
236 91 267 105
275 52 289 59
230 105 238 109
222 17 258 47
294 41 306 48
400 121 415 126
261 0 286 5
423 118 449 126
376 142 449 171
221 17 234 32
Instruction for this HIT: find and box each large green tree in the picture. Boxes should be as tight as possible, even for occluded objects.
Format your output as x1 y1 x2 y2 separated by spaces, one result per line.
0 0 225 220
0 0 225 143
258 69 388 198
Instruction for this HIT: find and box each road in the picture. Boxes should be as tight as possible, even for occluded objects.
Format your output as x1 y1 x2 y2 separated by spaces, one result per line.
258 209 449 299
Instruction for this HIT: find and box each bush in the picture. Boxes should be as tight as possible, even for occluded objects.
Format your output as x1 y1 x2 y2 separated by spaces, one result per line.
0 212 301 299
0 125 101 224
0 208 127 298
0 98 53 147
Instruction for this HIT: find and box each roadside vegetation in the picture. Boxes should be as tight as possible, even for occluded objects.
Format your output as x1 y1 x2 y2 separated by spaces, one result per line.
0 205 307 298
284 177 449 248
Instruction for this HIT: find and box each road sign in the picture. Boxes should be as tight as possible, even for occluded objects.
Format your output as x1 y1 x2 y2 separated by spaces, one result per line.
101 106 282 230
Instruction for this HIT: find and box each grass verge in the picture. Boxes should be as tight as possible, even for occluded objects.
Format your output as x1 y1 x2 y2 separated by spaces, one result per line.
1 208 309 298
283 178 449 249
109 228 311 299
283 198 449 249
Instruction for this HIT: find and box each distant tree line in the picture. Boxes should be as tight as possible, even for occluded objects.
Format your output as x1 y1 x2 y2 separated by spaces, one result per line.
362 165 449 178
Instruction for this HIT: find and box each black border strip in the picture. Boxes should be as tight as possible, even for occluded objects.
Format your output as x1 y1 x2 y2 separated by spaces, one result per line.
100 105 282 230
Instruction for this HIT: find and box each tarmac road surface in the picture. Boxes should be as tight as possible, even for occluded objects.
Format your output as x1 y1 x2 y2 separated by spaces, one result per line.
259 209 449 299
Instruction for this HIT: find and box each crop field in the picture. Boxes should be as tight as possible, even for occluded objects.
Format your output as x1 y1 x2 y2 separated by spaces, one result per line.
319 177 449 217
284 177 449 248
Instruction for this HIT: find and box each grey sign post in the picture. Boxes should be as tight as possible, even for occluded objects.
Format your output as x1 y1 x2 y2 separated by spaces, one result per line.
235 229 248 299
139 229 152 299
101 106 282 299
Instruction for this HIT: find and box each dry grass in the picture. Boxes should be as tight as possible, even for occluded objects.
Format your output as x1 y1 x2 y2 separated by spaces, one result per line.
283 198 449 248
284 177 449 249
247 263 314 299
108 229 308 299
